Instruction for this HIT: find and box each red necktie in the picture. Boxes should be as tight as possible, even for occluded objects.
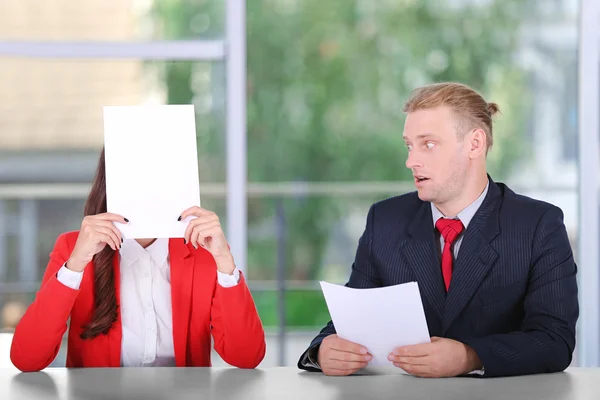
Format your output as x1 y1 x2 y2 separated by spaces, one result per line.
435 218 464 291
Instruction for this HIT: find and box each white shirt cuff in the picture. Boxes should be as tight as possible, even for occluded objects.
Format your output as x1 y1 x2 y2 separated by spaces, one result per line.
302 344 321 369
468 367 485 376
56 263 83 290
217 267 240 288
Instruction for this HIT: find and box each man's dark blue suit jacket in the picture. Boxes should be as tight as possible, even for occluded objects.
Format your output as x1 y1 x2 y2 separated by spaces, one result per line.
298 177 579 377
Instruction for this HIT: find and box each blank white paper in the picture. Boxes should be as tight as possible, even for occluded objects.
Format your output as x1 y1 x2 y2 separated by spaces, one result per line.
319 281 431 374
103 104 201 239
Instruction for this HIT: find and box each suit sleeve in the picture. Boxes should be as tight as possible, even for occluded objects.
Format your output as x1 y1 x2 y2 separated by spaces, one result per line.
210 271 266 368
10 233 81 372
298 204 383 371
463 206 579 377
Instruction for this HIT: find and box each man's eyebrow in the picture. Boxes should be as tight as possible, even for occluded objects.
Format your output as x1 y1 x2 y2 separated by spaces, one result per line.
403 133 438 140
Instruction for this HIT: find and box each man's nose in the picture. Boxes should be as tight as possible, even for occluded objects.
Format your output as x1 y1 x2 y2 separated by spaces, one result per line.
405 151 423 169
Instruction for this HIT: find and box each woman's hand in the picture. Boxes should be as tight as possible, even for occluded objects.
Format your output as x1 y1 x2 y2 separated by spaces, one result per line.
67 213 128 272
179 206 235 274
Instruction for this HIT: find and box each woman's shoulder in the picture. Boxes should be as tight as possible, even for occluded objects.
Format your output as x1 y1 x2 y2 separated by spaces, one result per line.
52 230 81 251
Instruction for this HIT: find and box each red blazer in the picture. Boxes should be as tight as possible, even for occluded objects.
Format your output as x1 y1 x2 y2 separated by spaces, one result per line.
10 231 266 372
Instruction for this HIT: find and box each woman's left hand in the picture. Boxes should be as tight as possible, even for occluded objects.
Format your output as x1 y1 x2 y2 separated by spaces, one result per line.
179 206 235 274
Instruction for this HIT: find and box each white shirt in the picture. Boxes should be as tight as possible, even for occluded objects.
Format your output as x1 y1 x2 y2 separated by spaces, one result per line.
57 238 240 367
430 180 490 256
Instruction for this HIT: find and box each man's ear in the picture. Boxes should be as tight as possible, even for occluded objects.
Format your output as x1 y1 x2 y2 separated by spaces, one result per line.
468 128 487 159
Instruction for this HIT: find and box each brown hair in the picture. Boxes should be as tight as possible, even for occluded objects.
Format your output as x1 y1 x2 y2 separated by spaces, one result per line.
80 148 118 339
403 82 500 152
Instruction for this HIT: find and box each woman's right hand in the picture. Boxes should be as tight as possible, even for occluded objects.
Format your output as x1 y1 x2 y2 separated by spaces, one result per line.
66 213 128 272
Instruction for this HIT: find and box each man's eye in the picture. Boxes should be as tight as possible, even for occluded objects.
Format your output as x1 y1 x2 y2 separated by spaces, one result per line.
426 142 435 149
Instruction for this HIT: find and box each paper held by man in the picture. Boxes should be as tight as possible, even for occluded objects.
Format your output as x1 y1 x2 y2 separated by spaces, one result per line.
319 281 430 375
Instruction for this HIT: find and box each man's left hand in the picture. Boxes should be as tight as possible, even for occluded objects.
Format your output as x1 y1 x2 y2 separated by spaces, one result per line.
388 337 482 378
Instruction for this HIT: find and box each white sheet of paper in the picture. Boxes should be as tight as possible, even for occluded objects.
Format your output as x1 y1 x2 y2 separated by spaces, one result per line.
319 281 431 374
103 104 201 239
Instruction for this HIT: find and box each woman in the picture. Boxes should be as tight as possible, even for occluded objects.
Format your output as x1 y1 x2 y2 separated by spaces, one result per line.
10 149 266 372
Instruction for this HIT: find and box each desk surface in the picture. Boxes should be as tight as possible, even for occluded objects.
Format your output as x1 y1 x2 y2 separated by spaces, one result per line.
1 367 598 400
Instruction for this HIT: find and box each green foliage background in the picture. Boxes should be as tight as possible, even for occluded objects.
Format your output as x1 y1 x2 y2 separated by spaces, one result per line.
151 0 530 328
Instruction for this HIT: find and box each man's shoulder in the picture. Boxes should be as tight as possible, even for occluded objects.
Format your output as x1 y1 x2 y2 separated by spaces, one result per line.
373 190 422 210
497 182 565 221
368 191 423 222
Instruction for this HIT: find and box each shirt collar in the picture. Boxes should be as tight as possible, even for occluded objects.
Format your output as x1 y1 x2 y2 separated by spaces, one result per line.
119 238 169 268
431 179 490 229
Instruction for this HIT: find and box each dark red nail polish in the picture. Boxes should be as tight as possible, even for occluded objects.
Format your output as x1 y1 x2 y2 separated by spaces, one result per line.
183 238 187 244
177 216 182 221
124 218 129 222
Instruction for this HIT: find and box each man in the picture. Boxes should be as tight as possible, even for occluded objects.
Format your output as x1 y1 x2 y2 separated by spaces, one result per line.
297 82 579 378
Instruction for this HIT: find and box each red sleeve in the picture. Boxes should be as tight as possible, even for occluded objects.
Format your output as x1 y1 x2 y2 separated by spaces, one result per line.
10 232 81 372
210 272 266 368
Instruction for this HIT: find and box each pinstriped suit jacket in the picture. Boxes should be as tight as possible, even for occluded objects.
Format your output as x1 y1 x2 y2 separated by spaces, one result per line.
298 177 579 377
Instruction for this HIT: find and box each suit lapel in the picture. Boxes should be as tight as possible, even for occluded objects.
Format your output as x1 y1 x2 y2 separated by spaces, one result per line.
401 202 446 322
442 180 501 332
169 239 195 367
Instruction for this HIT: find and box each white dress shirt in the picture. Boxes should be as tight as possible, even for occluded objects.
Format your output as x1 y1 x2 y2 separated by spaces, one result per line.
57 238 239 367
430 180 489 257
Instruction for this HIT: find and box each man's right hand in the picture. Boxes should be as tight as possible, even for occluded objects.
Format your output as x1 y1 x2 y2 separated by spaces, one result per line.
318 334 372 376
66 213 128 272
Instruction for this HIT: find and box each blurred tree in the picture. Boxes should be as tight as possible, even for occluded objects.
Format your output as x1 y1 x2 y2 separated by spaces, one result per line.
152 0 530 325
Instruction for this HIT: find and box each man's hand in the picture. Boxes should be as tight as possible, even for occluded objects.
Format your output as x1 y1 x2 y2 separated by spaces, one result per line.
318 334 372 376
388 337 482 378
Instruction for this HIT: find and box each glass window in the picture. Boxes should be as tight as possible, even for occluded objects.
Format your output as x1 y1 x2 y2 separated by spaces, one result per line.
0 58 226 335
0 0 224 41
246 0 579 339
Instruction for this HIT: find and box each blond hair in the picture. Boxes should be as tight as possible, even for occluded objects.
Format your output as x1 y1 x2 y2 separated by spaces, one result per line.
403 82 499 151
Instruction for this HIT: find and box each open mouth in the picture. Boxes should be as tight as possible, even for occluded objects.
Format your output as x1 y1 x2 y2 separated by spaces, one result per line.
414 176 430 183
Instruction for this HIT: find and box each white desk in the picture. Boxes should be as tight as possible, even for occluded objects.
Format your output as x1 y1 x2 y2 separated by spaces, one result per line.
1 366 597 400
